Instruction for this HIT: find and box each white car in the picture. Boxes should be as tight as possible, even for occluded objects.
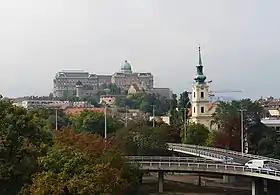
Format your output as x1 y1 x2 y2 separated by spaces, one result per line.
245 159 270 169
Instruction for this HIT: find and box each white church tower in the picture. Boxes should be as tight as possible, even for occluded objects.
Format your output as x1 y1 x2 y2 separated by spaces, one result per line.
190 46 213 128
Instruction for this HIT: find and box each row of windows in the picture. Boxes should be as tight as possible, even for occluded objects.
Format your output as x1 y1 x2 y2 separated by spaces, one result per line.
193 106 205 114
193 91 205 99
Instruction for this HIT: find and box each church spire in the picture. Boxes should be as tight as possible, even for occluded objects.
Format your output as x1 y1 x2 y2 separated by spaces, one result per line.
194 45 206 84
198 45 203 66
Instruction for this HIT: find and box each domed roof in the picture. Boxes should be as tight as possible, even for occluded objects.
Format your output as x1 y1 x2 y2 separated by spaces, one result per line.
121 60 132 71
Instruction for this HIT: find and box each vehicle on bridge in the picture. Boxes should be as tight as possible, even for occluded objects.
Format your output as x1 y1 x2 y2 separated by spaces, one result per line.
245 159 279 171
245 159 270 169
223 156 233 163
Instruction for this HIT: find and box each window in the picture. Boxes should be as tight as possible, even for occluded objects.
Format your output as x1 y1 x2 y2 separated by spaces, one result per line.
193 107 196 113
201 106 204 113
193 92 196 98
201 91 204 98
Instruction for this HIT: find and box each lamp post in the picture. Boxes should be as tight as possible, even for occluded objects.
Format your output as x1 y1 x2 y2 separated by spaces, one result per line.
104 103 107 139
152 105 156 128
183 108 187 142
184 102 191 143
238 109 246 157
125 106 128 128
48 107 58 130
55 108 58 130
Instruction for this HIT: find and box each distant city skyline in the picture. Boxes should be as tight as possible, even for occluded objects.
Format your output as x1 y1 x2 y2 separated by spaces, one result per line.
0 0 279 99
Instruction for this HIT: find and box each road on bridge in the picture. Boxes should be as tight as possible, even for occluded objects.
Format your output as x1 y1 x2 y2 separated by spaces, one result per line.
169 144 280 170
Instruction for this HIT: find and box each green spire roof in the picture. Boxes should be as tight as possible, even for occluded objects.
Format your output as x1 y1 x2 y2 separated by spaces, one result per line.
194 46 206 84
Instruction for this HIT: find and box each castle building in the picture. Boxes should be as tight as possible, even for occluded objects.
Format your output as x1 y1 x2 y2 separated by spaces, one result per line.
189 46 217 130
53 60 154 98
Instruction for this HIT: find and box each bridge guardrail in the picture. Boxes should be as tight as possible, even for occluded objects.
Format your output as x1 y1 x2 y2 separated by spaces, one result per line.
169 145 231 161
168 143 280 164
131 161 280 179
128 156 224 163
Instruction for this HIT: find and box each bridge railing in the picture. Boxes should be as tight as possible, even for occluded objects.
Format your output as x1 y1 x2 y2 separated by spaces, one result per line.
169 145 229 161
128 156 223 163
168 143 280 164
131 161 280 179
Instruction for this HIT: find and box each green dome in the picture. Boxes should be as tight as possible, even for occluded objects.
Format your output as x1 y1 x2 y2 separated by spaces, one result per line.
121 60 132 71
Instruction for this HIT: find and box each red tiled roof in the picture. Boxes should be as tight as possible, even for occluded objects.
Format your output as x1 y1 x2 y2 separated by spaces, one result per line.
64 107 110 116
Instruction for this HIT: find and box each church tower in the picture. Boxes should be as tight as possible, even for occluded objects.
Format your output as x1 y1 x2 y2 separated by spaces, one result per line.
190 46 211 127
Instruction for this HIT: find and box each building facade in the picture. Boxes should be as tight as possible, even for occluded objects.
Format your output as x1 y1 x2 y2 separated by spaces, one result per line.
189 47 217 130
53 60 154 98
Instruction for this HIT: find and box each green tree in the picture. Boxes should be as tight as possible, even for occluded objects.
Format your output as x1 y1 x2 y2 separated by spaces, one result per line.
27 107 70 130
70 110 121 136
183 122 209 145
115 123 170 156
170 93 180 125
0 100 52 194
178 91 191 122
117 92 170 116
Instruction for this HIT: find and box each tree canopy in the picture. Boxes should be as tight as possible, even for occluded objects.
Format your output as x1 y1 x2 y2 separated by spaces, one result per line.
182 122 209 145
116 92 170 116
0 100 53 194
211 99 278 155
115 121 173 156
70 110 121 136
23 128 140 195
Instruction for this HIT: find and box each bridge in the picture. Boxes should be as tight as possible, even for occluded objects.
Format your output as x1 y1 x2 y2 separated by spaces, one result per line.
168 143 280 169
128 156 229 163
130 156 280 194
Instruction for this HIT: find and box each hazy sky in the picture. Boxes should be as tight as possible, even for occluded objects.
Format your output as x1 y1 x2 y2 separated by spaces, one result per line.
0 0 279 99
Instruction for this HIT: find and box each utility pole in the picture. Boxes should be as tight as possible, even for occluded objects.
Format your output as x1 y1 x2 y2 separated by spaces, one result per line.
183 102 191 143
152 105 155 128
238 109 246 157
125 106 128 128
104 103 107 139
183 108 187 142
55 108 58 130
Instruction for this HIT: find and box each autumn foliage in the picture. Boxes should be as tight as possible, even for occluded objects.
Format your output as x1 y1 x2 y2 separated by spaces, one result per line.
212 115 241 151
23 127 140 195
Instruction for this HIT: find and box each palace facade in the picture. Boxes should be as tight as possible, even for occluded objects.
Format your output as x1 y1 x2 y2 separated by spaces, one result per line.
53 60 154 98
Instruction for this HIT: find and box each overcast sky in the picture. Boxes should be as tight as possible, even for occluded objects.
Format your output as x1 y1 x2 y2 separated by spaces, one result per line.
0 0 279 99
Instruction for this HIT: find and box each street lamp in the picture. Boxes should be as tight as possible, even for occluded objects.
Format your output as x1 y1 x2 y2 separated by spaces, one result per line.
238 109 246 157
104 103 107 139
178 102 191 143
48 107 58 130
55 108 58 130
125 106 128 128
152 105 156 128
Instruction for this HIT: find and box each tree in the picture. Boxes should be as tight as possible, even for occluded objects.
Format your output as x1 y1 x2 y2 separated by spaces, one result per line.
24 128 141 195
0 100 52 194
116 92 170 116
158 123 181 143
178 91 191 121
212 99 276 154
170 93 180 125
183 122 209 145
70 110 121 136
27 107 70 130
115 123 171 156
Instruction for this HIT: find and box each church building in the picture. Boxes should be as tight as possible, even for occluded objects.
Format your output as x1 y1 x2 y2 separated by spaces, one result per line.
189 46 217 130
